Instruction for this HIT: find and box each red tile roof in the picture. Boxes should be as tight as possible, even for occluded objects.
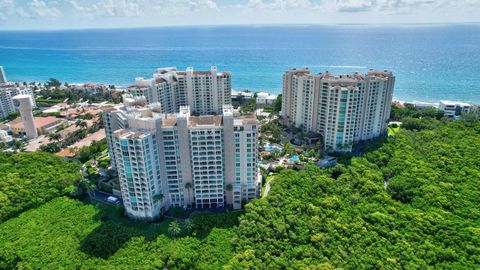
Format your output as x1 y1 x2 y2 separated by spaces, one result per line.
10 116 60 129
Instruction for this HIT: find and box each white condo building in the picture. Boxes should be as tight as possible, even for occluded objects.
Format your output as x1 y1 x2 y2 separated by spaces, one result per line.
128 67 231 115
0 84 36 119
439 100 471 118
103 96 260 220
282 68 395 152
0 67 36 119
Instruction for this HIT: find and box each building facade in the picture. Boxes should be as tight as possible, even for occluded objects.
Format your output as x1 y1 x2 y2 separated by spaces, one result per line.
281 68 395 152
103 96 260 220
0 66 6 84
128 66 231 115
439 100 471 118
0 84 36 119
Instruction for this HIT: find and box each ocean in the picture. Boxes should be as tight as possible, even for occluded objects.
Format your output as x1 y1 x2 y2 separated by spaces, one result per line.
0 25 479 103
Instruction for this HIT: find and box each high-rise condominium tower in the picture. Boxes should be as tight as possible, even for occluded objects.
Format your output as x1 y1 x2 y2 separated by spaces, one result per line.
282 68 395 152
103 96 260 220
128 66 231 115
0 66 7 83
0 68 36 119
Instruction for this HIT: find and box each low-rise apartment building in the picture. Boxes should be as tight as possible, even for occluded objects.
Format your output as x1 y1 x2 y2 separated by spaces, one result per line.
439 100 471 118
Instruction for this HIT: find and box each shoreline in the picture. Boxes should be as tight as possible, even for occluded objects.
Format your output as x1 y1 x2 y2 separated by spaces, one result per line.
3 79 478 106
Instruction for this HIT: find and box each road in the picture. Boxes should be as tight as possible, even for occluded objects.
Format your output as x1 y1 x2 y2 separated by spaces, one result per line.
263 176 277 198
89 190 123 205
263 181 272 197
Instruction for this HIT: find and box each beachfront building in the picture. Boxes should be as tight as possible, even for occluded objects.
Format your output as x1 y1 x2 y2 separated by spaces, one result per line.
70 83 108 95
128 66 231 115
439 100 471 118
256 92 277 105
0 84 36 119
281 68 395 152
102 96 260 220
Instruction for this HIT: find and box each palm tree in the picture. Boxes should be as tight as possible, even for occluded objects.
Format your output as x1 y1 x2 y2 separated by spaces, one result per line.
48 133 61 142
75 119 87 129
168 221 182 237
183 218 194 231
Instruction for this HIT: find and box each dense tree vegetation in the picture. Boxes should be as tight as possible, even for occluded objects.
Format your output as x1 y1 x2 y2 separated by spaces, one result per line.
1 105 479 269
76 139 108 163
0 197 239 269
390 103 444 121
228 119 480 269
259 119 285 143
273 94 282 113
0 152 84 221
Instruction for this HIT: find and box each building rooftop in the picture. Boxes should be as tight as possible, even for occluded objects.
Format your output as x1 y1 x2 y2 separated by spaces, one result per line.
440 100 471 107
113 129 151 139
9 116 60 129
189 115 223 127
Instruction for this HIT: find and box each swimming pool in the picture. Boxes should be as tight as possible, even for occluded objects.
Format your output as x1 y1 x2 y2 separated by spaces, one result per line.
264 146 282 152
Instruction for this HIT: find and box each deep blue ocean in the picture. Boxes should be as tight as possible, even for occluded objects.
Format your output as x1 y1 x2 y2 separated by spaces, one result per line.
0 25 479 103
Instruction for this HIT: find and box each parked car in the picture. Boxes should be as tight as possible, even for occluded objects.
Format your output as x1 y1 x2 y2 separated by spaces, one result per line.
107 196 120 205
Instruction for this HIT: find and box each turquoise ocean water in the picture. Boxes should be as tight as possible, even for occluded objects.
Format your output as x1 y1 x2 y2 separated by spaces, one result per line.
0 25 479 103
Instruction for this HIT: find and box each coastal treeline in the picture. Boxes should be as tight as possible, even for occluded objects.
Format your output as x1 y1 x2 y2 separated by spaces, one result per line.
229 118 480 269
0 109 479 269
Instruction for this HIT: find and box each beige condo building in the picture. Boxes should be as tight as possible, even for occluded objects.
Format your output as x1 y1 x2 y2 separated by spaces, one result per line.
103 96 260 220
282 68 395 152
128 66 231 115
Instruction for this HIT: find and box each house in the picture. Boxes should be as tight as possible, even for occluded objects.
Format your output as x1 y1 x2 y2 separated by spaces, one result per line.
256 92 277 105
439 100 471 118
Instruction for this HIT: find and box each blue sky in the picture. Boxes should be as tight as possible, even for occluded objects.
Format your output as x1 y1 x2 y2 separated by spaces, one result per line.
0 0 479 30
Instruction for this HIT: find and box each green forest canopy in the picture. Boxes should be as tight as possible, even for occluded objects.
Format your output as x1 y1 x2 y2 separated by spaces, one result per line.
0 116 479 269
0 197 238 269
0 152 83 222
230 119 480 269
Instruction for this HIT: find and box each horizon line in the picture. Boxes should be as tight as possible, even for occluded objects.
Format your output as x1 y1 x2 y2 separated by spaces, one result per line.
1 22 480 32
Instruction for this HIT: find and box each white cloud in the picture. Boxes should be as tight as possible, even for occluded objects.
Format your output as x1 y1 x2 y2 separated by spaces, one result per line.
0 0 479 29
246 0 316 10
0 0 15 20
335 0 449 13
153 0 219 14
336 0 376 12
28 0 63 18
70 0 144 17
